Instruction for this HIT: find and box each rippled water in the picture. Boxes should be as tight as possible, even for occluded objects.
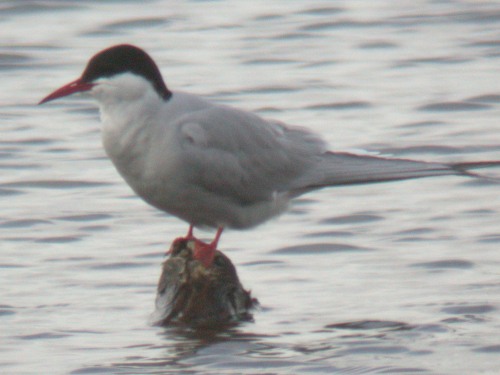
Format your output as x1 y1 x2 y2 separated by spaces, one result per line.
2 1 500 374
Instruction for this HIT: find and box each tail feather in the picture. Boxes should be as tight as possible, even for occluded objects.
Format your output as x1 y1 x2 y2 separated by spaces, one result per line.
451 160 500 174
290 152 500 195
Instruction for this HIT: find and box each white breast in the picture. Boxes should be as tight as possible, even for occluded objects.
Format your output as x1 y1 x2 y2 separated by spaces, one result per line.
92 74 217 222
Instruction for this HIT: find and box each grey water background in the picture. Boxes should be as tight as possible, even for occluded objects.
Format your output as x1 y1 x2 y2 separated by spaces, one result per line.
1 1 500 374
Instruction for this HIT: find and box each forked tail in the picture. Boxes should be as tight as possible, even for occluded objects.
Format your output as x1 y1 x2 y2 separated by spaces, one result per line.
290 152 500 195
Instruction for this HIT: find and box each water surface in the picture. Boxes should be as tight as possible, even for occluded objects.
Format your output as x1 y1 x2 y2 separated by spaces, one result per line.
1 1 500 374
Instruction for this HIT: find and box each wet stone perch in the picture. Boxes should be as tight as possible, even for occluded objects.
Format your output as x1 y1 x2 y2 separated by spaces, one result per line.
153 239 258 327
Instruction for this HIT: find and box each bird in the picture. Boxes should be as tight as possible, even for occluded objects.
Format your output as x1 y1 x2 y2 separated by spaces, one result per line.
39 44 499 267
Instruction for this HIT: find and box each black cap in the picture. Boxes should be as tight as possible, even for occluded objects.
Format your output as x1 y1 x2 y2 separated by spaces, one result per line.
81 44 172 100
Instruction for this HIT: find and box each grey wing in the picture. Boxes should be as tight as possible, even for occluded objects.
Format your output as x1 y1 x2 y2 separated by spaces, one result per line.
177 105 327 204
176 105 495 203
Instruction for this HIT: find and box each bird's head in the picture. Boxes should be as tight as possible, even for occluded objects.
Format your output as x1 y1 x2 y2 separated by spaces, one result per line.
39 44 171 105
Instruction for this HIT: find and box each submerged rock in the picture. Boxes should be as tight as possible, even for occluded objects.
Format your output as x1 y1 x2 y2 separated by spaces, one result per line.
152 239 258 327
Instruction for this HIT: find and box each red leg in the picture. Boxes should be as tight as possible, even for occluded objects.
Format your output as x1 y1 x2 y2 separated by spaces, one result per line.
192 227 224 268
169 224 196 254
210 227 223 248
186 224 194 240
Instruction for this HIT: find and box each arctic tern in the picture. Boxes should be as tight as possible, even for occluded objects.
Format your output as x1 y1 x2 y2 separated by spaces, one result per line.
39 44 499 267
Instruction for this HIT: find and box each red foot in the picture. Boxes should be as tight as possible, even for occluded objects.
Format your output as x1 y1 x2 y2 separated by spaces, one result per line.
192 238 217 268
168 226 224 268
167 225 196 254
191 227 224 268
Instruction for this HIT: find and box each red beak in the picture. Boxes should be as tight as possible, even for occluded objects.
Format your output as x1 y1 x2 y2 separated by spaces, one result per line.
39 78 95 105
